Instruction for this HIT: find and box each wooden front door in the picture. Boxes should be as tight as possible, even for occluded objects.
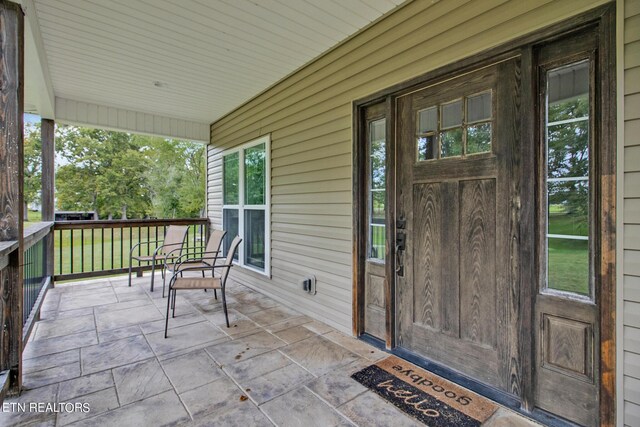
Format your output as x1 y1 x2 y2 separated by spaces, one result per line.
395 59 522 394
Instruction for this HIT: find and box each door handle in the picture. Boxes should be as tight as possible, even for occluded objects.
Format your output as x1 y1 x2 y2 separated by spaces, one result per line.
395 244 404 277
395 230 405 277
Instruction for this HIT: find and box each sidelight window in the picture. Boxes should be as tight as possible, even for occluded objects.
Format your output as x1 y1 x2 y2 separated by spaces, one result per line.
368 119 386 261
543 60 590 296
222 135 270 274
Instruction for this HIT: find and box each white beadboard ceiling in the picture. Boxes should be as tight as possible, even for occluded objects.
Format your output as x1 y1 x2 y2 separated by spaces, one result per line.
22 0 405 140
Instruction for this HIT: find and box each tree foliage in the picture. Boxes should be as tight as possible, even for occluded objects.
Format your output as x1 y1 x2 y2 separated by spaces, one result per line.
24 123 43 214
143 136 205 218
50 125 204 219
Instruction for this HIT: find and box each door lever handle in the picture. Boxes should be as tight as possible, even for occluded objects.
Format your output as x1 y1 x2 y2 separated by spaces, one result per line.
395 244 404 277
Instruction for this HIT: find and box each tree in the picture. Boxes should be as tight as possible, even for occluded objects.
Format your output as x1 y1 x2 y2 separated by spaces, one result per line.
54 126 204 220
23 123 42 220
56 127 151 219
143 136 205 218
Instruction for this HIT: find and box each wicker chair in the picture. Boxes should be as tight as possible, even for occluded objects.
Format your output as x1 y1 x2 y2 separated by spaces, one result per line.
128 225 189 293
164 236 242 337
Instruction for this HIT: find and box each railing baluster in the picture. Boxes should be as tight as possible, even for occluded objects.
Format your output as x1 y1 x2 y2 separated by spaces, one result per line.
91 228 95 272
58 229 62 275
80 228 85 273
111 228 114 271
70 229 74 274
101 227 105 271
120 227 124 269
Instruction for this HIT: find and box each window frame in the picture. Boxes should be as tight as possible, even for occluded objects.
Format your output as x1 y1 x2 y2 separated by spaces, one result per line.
222 134 271 276
539 55 595 302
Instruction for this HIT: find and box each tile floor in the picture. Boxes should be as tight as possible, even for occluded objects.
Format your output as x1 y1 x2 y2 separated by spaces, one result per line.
0 274 541 426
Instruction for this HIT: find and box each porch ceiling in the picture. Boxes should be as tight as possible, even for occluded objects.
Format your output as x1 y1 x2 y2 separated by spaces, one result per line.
21 0 404 141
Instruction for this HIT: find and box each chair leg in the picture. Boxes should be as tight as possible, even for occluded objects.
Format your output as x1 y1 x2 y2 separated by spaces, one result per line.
172 289 177 318
162 267 172 298
150 260 156 292
128 256 133 287
164 284 172 338
214 289 217 300
222 289 229 328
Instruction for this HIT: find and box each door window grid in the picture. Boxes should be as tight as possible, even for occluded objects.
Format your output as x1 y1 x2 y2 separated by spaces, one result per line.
543 60 590 297
416 90 493 161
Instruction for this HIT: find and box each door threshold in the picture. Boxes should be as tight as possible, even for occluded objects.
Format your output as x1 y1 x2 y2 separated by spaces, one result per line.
356 335 581 427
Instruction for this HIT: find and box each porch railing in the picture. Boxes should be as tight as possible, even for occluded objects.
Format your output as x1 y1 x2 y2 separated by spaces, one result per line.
0 221 54 398
53 218 210 282
22 222 53 331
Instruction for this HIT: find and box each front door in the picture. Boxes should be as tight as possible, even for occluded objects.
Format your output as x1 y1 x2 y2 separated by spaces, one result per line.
395 59 522 393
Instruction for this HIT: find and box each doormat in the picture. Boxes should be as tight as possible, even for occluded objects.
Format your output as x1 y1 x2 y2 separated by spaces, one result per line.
351 355 498 427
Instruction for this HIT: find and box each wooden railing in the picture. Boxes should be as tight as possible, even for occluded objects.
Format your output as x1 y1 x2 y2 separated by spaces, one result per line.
22 222 54 345
53 218 210 282
0 222 54 398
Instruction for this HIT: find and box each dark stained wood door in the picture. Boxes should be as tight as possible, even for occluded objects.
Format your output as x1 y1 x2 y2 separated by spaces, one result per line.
395 59 522 394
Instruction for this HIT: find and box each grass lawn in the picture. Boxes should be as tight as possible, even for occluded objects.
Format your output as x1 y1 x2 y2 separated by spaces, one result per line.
547 212 589 295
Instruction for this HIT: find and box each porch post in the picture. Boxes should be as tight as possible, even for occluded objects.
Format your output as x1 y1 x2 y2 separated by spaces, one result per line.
41 118 54 279
0 0 24 393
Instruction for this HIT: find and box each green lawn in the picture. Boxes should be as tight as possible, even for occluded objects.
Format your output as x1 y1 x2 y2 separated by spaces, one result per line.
26 210 41 223
547 212 589 295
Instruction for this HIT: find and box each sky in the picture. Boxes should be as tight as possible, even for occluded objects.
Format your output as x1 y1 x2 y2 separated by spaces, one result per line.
25 113 40 125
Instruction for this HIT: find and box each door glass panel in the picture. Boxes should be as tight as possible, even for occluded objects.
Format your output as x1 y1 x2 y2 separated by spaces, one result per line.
467 123 492 154
417 107 437 161
369 118 386 261
440 128 462 157
547 121 589 178
244 209 265 269
244 143 266 205
545 60 590 296
223 209 239 260
223 152 239 205
467 92 492 123
441 100 462 128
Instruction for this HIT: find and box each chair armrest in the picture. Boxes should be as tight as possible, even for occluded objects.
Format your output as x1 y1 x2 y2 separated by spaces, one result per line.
171 250 223 272
169 263 233 280
174 250 221 264
129 239 164 256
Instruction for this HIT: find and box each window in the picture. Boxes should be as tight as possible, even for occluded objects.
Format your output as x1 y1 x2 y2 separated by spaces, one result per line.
368 118 386 261
417 91 493 160
222 135 270 274
543 60 590 296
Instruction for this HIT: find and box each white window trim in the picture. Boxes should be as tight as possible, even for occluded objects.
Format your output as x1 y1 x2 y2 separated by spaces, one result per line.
222 134 271 277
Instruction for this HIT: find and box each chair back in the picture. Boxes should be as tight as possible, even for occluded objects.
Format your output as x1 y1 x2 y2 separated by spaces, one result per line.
160 225 189 256
220 236 242 286
203 229 226 265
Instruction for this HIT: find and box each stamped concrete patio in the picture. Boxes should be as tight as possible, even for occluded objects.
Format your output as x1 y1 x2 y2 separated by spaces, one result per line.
0 274 538 426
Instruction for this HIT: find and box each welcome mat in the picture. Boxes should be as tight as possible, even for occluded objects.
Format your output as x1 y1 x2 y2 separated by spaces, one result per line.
351 355 498 427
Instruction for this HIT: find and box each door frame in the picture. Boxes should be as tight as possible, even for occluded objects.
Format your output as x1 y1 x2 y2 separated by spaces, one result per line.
352 4 615 425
